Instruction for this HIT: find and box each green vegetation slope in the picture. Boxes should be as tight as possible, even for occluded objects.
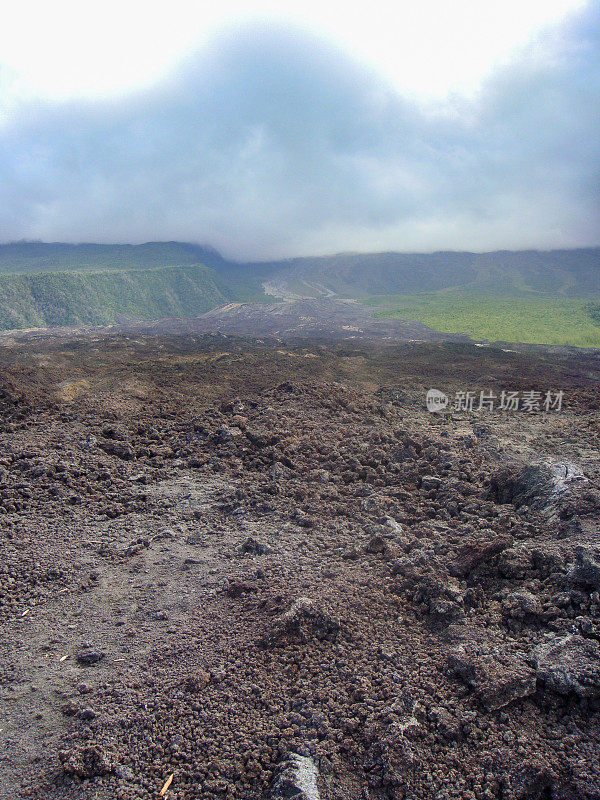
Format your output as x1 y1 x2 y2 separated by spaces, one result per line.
370 293 600 348
0 264 233 330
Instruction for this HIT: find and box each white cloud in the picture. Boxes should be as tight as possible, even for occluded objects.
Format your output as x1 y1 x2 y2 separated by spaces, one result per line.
0 0 586 101
0 6 598 258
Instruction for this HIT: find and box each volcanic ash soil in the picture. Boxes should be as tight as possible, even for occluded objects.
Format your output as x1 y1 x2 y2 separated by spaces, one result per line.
0 335 600 800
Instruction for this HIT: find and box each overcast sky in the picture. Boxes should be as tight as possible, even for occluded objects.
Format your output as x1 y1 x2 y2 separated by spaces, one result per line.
0 0 598 259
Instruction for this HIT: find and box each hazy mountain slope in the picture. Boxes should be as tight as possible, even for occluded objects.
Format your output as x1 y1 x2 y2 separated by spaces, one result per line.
0 264 230 330
0 241 228 274
0 243 598 334
1 243 598 298
250 248 600 298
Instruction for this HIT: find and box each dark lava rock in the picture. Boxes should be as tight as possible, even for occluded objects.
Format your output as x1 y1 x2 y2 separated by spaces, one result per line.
241 536 271 555
570 545 600 589
225 578 259 597
447 640 536 710
501 590 542 620
115 764 135 781
503 759 556 800
77 707 97 721
534 634 600 697
261 597 340 646
59 745 113 778
98 438 135 461
448 530 513 577
420 475 442 492
365 534 388 555
490 460 588 519
76 648 105 666
271 753 320 799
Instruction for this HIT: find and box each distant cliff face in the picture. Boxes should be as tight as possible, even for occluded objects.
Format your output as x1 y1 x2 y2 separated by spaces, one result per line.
0 264 229 331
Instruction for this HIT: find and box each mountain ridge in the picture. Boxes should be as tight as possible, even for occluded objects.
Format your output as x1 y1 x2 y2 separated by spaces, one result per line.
0 242 597 334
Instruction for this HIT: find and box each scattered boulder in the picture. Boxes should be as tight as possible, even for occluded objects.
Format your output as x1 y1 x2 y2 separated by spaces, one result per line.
570 545 600 590
271 753 320 799
502 760 555 800
447 640 536 710
225 578 259 598
420 475 442 492
184 669 211 693
490 460 588 519
365 534 388 555
497 546 532 579
534 634 600 698
59 745 113 778
98 439 135 461
261 598 340 646
502 590 542 620
241 536 271 555
115 764 135 781
449 530 512 577
76 648 105 666
429 707 461 741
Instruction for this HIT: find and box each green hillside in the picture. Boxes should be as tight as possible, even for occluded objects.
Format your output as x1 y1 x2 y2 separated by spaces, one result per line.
252 248 600 298
0 264 232 330
370 293 600 348
0 241 224 274
0 242 597 341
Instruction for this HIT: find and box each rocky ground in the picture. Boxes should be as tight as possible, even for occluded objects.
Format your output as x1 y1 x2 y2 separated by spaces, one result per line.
0 333 599 800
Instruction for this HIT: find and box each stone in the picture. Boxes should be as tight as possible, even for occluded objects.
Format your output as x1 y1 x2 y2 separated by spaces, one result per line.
497 547 532 579
60 745 112 778
77 707 97 721
365 534 388 554
76 648 105 666
570 546 600 590
261 597 340 646
448 641 536 710
534 634 600 698
449 531 512 577
115 764 135 781
421 476 442 492
429 707 461 741
241 536 271 555
271 753 320 799
501 590 542 620
225 578 259 597
489 460 588 519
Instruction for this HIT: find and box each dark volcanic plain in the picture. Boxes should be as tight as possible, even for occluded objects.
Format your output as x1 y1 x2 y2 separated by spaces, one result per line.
1 330 600 800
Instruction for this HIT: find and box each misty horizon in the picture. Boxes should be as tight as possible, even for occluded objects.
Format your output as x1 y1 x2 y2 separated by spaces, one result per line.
1 239 599 266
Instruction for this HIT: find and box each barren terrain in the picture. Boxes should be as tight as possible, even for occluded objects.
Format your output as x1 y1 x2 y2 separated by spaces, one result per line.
1 332 600 800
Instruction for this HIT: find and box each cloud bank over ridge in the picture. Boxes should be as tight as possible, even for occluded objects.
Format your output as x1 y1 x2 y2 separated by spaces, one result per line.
0 4 598 260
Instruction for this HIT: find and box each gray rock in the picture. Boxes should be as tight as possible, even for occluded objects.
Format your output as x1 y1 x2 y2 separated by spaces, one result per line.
570 546 600 589
534 634 600 697
421 476 442 492
241 536 271 555
77 707 97 721
115 764 135 781
490 460 588 520
448 641 536 710
60 745 112 778
497 547 532 579
76 648 105 666
261 598 340 646
271 753 320 799
502 590 542 620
